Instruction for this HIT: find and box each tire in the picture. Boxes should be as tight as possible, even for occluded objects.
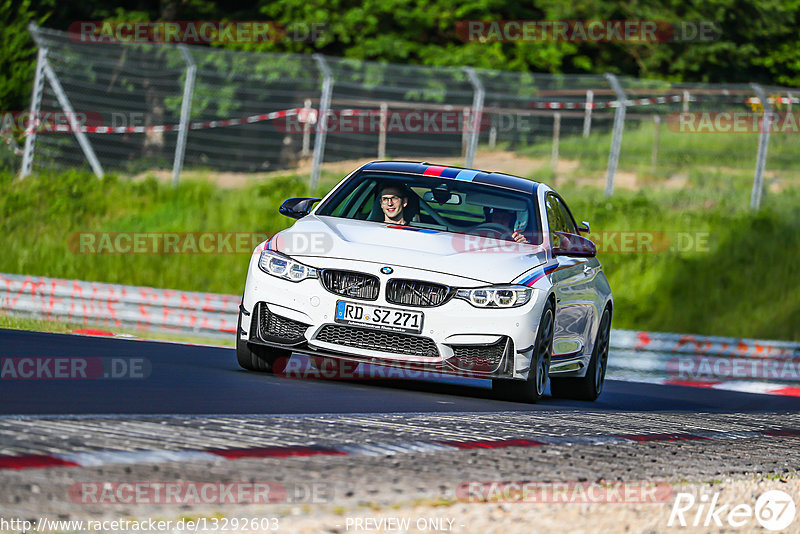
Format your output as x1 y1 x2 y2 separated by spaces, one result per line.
492 300 554 403
235 312 291 373
551 306 611 401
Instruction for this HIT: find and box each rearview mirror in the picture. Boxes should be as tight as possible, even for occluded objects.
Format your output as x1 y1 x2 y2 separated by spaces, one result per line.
552 232 597 257
423 191 462 205
279 197 321 219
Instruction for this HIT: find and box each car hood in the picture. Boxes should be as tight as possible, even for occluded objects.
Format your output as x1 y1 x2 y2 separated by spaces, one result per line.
270 215 546 284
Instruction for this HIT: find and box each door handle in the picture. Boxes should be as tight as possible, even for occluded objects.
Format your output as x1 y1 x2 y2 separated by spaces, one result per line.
583 264 592 275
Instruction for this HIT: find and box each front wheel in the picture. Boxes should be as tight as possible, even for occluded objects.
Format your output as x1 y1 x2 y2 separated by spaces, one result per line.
551 306 611 401
492 300 554 403
236 312 292 373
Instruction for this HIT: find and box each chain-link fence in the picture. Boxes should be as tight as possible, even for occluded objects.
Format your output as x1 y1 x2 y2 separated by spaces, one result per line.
10 24 799 208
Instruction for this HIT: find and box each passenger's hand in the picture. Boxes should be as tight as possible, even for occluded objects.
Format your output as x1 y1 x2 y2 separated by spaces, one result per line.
511 231 528 244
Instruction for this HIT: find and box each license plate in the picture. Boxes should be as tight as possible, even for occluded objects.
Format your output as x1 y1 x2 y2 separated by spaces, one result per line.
335 301 424 334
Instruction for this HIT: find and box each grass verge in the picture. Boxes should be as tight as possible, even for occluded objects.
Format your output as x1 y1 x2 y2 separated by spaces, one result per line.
1 167 798 341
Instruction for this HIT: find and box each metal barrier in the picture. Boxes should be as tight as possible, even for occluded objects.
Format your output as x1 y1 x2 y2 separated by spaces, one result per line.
2 273 797 359
0 273 239 337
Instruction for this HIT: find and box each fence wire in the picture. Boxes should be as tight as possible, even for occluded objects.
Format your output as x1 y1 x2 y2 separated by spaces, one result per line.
12 24 799 208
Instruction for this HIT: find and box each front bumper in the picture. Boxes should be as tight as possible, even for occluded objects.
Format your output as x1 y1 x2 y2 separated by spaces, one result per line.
240 257 547 380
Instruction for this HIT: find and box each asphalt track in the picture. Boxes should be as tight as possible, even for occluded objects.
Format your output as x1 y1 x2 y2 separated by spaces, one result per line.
3 328 800 415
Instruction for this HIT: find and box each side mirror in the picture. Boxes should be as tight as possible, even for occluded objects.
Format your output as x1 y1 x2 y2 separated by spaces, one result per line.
577 221 590 234
552 231 597 258
279 197 321 219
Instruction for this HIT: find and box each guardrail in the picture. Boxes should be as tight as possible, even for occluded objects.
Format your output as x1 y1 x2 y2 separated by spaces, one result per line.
1 273 798 359
0 273 239 337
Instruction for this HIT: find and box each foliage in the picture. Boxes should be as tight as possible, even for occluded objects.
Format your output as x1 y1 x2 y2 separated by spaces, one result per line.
4 0 799 113
0 0 52 110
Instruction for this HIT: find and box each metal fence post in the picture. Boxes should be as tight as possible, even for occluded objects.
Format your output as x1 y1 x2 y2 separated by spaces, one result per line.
20 44 47 178
682 90 690 112
378 102 388 159
651 115 661 175
551 112 561 170
310 54 333 190
582 90 593 137
172 45 196 188
42 51 104 178
301 99 312 157
464 67 485 168
604 73 627 197
750 84 771 210
461 109 469 157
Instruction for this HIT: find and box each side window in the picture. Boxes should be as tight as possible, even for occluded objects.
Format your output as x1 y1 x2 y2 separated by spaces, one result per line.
557 198 578 235
545 194 569 233
330 180 375 219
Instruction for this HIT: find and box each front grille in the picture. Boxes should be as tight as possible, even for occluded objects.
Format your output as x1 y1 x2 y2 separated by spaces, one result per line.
447 338 508 373
320 270 380 301
253 303 309 344
315 324 439 358
385 279 452 307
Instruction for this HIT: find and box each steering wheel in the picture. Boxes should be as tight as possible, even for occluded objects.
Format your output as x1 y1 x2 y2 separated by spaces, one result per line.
472 222 510 236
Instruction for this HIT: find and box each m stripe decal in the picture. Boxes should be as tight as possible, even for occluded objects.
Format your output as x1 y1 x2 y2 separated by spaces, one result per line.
423 166 446 177
454 169 479 181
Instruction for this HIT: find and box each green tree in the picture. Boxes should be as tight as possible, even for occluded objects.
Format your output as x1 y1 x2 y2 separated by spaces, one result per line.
0 0 52 111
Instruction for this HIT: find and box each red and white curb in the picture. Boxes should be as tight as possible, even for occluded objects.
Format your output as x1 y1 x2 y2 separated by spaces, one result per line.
2 428 798 471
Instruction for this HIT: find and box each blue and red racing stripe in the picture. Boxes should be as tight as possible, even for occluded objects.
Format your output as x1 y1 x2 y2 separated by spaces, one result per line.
386 224 440 234
519 263 559 286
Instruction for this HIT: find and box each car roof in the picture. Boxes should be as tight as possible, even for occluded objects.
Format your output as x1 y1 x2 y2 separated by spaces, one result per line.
360 161 540 194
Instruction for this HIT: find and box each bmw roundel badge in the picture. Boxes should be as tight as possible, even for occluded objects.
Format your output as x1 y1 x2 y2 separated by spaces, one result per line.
380 266 393 275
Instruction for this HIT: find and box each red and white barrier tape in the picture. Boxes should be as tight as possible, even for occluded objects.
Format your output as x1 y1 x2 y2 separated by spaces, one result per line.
23 107 301 136
531 95 799 110
21 93 800 137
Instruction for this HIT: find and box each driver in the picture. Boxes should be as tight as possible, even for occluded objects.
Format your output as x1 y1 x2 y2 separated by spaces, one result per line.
489 208 528 244
379 185 409 225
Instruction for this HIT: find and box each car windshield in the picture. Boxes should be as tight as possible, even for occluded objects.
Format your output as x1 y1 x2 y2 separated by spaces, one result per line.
316 172 542 244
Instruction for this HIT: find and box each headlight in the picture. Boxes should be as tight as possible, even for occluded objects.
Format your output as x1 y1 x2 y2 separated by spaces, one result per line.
258 250 318 282
455 285 532 308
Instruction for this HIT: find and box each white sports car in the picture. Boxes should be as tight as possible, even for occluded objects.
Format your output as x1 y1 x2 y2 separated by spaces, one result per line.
237 161 613 402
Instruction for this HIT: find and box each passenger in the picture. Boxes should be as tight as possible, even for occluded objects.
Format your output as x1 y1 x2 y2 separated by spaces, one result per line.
379 185 409 225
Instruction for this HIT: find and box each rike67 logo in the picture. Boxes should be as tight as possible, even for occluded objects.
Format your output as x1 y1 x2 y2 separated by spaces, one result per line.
669 490 796 531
